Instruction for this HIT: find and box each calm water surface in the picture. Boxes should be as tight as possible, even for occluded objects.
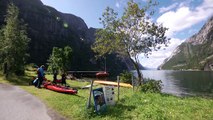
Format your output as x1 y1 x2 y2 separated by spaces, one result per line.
139 70 213 96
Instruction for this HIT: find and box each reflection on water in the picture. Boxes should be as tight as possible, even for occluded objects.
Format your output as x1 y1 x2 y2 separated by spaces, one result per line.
136 70 213 96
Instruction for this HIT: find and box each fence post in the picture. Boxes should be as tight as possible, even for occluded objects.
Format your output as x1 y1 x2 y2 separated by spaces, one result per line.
117 76 120 101
87 79 94 109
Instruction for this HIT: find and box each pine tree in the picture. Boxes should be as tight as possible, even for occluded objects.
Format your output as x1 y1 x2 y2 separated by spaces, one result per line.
0 3 30 77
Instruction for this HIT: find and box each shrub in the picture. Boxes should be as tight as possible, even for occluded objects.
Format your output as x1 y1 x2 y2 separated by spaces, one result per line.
25 63 38 71
141 79 162 93
119 71 132 84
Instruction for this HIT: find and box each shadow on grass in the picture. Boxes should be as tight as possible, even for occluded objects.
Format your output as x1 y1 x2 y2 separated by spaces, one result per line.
85 103 136 119
4 74 33 86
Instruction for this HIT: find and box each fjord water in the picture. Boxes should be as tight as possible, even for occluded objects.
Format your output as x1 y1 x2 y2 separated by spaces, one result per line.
140 70 213 96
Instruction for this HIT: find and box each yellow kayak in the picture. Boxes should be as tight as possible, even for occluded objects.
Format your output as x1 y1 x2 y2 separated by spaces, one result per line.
94 80 133 88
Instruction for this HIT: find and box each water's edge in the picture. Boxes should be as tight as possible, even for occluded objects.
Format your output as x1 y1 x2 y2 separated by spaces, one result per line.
132 70 213 97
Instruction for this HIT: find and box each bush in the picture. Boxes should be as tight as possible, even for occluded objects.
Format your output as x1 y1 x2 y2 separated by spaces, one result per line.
141 79 162 93
25 63 38 71
119 71 132 84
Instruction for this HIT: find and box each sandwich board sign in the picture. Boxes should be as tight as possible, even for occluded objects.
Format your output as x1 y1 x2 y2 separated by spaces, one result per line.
92 88 106 113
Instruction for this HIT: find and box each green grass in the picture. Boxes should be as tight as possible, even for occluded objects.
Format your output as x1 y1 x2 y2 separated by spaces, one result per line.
1 71 213 120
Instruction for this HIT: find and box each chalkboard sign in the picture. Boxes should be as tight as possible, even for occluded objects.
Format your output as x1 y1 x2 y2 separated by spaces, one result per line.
93 88 106 113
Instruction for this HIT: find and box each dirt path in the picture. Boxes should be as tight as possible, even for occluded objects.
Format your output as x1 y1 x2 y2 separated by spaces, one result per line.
0 83 66 120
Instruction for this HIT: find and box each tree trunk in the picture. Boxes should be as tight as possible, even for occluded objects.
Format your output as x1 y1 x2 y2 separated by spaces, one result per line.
128 57 143 86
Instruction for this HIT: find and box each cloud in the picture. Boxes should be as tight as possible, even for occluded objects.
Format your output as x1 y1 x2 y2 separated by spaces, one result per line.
141 0 213 68
116 2 120 8
159 3 178 13
157 0 213 37
139 38 184 68
115 0 127 8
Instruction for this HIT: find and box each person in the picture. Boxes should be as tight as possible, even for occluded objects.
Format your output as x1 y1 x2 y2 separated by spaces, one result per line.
37 65 45 88
61 73 67 86
53 70 58 84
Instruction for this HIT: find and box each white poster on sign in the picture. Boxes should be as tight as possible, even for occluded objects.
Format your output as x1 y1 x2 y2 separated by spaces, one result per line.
103 86 115 105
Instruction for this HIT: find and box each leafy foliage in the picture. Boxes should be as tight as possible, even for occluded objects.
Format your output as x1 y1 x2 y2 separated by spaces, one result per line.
119 71 132 84
47 46 72 74
0 3 30 76
92 0 169 85
140 79 162 93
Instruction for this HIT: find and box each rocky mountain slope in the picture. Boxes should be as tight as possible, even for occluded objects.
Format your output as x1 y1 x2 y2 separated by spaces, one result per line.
160 16 213 70
0 0 142 75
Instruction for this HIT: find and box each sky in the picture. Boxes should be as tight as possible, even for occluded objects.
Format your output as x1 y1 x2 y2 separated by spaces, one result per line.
40 0 213 68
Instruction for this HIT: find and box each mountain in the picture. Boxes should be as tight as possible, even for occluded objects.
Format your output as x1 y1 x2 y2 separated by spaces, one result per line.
0 0 143 75
160 16 213 70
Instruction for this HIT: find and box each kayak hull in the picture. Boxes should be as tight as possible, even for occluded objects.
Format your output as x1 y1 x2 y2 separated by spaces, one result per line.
44 83 77 94
96 72 109 77
94 80 133 88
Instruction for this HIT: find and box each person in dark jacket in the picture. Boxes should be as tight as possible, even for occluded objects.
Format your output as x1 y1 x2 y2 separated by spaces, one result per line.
61 73 67 86
53 70 58 84
37 65 45 88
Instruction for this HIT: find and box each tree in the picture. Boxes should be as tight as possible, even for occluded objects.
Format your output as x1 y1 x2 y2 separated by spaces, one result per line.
0 3 30 77
47 47 62 74
48 46 72 74
62 46 72 72
92 0 169 85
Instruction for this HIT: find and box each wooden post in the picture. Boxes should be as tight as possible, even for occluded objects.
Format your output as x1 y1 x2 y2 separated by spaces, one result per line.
117 76 120 101
87 79 94 109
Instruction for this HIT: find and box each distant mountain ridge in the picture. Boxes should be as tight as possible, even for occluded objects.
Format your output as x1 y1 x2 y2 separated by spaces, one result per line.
0 0 144 75
160 16 213 70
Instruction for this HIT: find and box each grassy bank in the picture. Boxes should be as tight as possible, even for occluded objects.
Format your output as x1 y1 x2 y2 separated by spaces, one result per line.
1 72 213 120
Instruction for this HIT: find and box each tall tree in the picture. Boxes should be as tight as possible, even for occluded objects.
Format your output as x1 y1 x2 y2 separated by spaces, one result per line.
48 46 72 74
92 0 169 85
62 46 72 72
47 47 62 74
0 3 30 77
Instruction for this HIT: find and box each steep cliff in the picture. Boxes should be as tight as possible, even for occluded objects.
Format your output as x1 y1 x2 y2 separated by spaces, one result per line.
160 16 213 70
0 0 139 74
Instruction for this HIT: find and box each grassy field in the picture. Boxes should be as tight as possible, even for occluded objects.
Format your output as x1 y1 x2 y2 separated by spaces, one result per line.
1 71 213 120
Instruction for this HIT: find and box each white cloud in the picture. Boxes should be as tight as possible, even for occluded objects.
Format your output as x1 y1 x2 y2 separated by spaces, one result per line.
115 0 127 8
159 3 178 13
157 0 213 37
139 38 184 68
141 0 213 68
116 2 120 8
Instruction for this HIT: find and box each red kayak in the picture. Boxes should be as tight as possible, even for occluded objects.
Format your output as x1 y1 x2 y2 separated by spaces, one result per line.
55 79 62 83
43 82 77 94
96 71 109 77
